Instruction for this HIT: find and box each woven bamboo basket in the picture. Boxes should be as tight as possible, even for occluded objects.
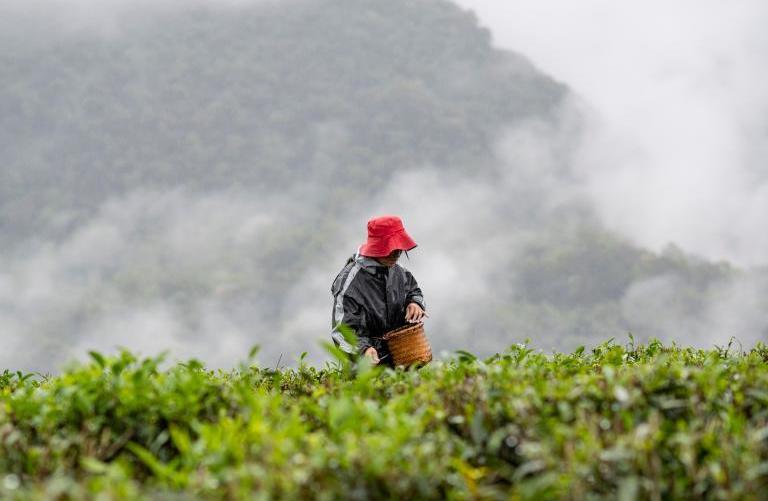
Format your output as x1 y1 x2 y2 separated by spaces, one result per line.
382 323 432 367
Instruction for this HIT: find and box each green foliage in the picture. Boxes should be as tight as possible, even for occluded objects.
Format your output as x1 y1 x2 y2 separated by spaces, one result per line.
0 370 39 392
2 341 768 499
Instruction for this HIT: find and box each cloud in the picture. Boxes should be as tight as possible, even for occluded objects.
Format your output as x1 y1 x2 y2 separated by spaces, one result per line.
453 0 768 266
621 271 768 349
0 188 301 371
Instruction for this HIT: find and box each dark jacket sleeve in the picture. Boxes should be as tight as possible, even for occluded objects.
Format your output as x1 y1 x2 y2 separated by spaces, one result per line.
404 269 426 311
334 294 374 355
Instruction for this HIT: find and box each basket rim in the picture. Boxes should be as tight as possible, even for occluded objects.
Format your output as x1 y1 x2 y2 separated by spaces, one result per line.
382 322 424 341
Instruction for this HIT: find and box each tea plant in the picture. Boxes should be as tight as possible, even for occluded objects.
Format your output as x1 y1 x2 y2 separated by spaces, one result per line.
1 338 768 500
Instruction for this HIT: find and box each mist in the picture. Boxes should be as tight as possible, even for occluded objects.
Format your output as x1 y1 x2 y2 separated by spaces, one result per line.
454 0 768 267
1 0 766 372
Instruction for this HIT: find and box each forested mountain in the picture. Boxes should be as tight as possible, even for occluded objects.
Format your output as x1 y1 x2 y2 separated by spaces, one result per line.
0 0 763 370
0 0 562 241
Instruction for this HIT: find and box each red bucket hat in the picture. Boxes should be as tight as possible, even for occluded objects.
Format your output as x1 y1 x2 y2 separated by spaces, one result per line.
359 215 417 258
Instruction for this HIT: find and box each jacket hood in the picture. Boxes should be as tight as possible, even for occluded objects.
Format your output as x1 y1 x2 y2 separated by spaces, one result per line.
354 249 388 274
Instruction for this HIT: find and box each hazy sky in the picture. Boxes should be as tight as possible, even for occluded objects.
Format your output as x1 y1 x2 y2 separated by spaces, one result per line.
454 0 768 266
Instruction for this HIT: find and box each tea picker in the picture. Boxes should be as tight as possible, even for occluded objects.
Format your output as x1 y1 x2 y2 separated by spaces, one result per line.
330 215 432 368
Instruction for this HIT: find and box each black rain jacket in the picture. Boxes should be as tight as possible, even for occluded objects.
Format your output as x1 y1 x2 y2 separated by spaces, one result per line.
330 252 426 367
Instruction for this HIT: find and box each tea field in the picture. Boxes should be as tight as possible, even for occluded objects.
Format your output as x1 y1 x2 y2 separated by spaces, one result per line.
2 338 768 500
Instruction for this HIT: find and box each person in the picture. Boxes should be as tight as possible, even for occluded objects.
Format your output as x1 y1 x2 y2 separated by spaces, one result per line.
330 215 427 367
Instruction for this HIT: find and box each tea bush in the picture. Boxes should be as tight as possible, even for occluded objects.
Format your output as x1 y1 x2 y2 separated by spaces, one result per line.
2 338 768 500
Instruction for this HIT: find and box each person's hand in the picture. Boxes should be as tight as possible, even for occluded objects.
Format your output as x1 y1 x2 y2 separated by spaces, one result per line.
405 303 428 323
364 347 380 364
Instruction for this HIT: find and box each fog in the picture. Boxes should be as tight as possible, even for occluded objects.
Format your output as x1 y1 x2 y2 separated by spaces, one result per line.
454 0 768 266
1 0 766 372
1 189 289 368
